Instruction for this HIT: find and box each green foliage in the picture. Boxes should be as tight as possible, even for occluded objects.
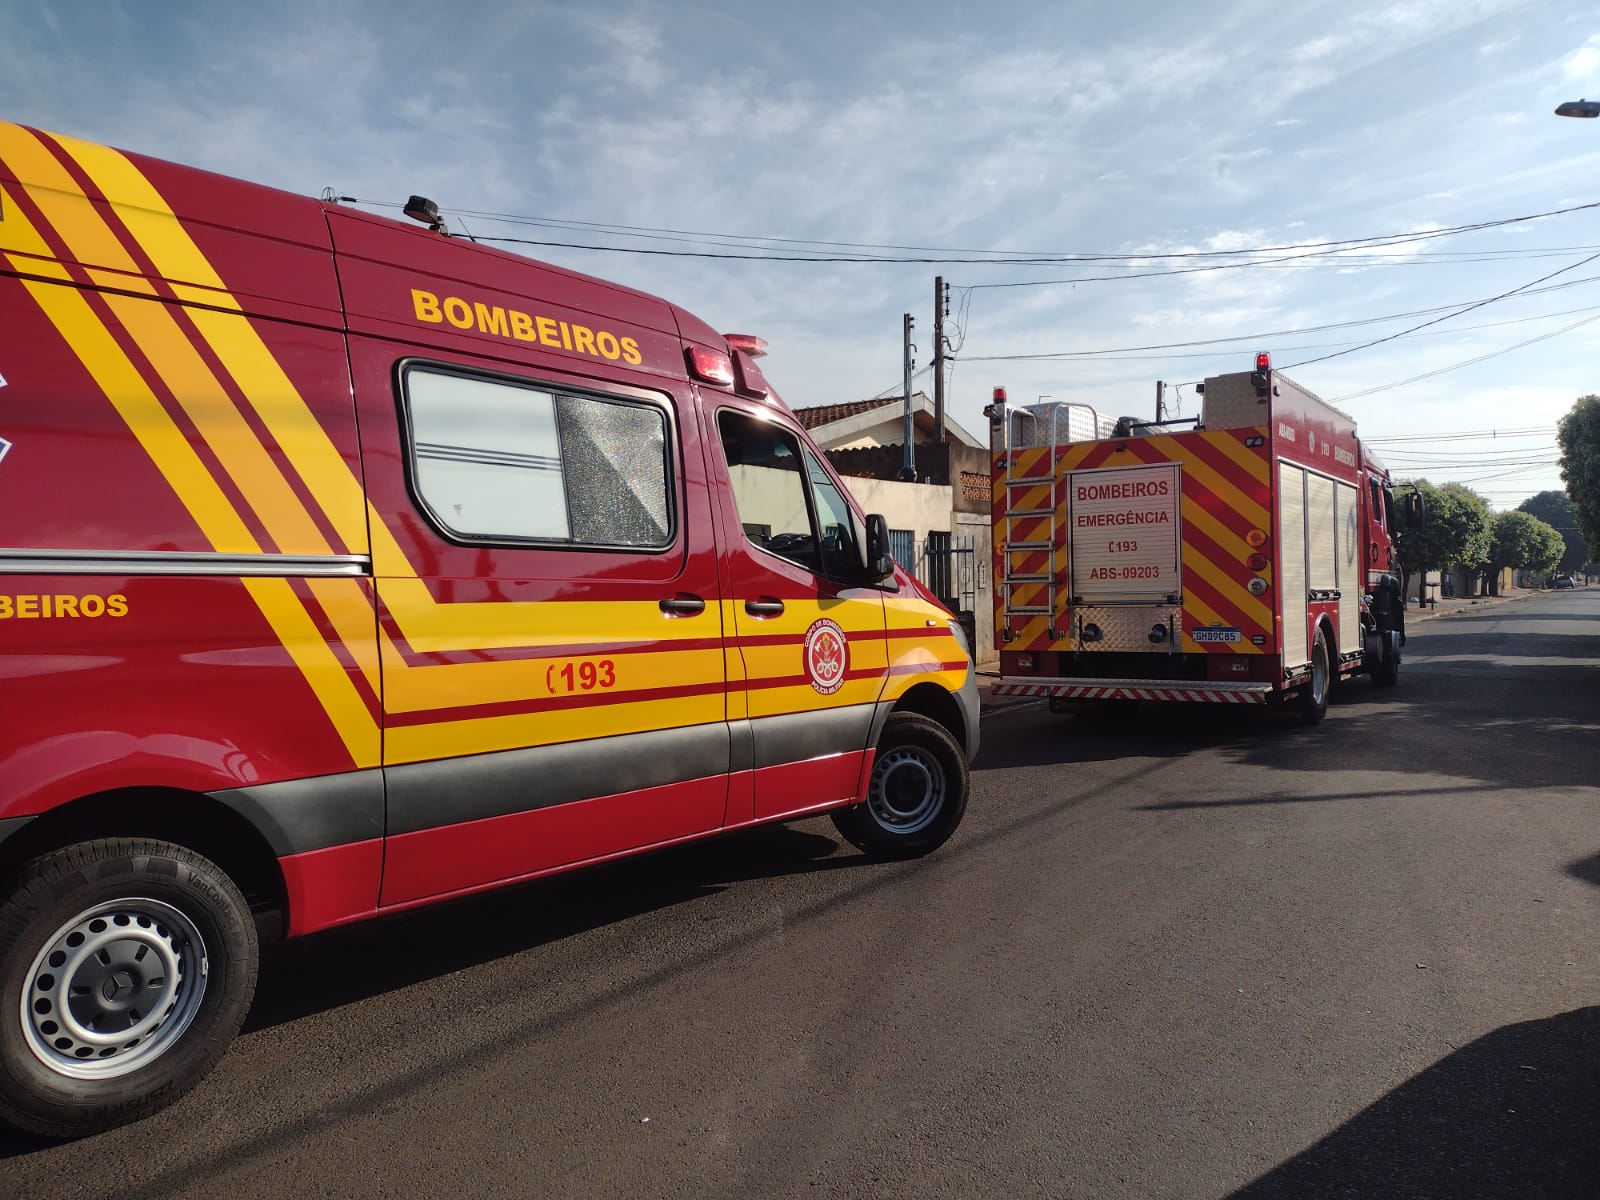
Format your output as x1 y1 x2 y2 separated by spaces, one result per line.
1515 490 1588 574
1557 395 1600 557
1488 510 1565 575
1394 479 1493 577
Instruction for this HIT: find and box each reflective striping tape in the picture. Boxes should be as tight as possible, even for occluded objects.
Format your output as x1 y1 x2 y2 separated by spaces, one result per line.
992 679 1271 704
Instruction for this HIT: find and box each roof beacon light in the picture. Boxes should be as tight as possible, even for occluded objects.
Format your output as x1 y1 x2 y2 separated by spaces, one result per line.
724 334 768 359
686 345 735 387
403 195 447 234
1250 352 1272 401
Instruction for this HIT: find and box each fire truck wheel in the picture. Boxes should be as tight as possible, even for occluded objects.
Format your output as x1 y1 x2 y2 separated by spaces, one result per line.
1373 642 1400 688
1299 631 1332 725
0 838 258 1139
832 713 969 859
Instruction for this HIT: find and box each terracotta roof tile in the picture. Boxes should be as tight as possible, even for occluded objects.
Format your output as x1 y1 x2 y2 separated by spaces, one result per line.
793 397 897 430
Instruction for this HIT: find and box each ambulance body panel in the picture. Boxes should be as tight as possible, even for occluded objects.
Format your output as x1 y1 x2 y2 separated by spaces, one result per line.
0 123 976 1138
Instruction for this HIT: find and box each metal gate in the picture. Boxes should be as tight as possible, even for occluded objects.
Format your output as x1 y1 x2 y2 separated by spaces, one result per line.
926 531 977 612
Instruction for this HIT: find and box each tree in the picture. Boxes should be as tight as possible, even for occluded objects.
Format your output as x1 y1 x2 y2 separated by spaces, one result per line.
1516 490 1588 575
1485 510 1565 592
1393 480 1493 600
1557 395 1600 558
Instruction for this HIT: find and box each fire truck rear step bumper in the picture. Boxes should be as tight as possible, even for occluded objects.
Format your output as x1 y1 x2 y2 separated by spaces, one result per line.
993 677 1275 704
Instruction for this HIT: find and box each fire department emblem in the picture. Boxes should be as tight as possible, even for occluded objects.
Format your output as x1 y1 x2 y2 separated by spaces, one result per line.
803 618 849 695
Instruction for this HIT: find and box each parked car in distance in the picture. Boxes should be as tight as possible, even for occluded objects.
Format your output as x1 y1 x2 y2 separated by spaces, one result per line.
1551 575 1576 589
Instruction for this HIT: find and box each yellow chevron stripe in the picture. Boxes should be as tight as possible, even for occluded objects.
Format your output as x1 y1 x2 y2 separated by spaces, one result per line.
52 131 239 307
0 126 140 274
387 692 730 765
243 577 380 765
1203 427 1272 486
306 577 383 696
19 277 261 554
183 307 368 554
1181 589 1264 655
383 645 728 715
103 293 340 556
0 182 72 278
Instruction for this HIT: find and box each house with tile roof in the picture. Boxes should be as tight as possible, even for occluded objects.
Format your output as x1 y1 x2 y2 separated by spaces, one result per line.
793 391 996 664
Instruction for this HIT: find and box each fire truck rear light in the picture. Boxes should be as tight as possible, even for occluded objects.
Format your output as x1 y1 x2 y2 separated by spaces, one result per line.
1245 529 1268 548
993 386 1007 403
724 333 768 359
1248 553 1269 570
1255 352 1271 372
686 345 735 386
1247 576 1269 596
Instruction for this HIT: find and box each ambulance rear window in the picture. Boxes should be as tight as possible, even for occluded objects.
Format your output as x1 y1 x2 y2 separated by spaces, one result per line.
401 365 671 549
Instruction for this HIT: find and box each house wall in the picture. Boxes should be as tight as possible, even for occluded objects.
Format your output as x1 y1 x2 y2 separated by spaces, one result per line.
838 475 997 666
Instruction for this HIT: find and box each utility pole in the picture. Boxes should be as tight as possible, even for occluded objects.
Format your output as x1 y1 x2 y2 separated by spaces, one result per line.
900 313 916 481
933 276 947 446
1156 380 1165 423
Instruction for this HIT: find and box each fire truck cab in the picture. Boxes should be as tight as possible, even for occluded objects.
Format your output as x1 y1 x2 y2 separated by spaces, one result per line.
988 354 1417 720
0 123 977 1137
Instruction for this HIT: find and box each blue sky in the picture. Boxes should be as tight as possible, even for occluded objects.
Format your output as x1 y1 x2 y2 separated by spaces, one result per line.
7 0 1600 508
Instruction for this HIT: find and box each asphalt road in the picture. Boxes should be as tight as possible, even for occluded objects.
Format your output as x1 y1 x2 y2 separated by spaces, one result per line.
5 589 1599 1199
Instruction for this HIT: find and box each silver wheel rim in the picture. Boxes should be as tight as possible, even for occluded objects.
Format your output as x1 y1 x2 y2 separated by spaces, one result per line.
868 745 945 835
1312 643 1328 704
21 898 208 1081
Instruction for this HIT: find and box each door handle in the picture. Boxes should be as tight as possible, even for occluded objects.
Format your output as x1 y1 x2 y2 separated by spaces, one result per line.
745 598 785 617
659 594 706 616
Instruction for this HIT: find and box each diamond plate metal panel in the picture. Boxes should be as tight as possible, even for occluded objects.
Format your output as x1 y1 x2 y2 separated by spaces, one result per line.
1069 604 1184 652
1200 373 1270 431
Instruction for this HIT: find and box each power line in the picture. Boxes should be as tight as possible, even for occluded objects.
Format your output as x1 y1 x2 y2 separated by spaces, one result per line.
1365 427 1554 443
352 194 1600 266
1279 251 1600 372
940 283 1600 366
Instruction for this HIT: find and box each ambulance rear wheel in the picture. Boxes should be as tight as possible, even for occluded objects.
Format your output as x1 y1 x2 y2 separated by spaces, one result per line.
832 713 968 859
0 838 257 1139
1299 631 1331 725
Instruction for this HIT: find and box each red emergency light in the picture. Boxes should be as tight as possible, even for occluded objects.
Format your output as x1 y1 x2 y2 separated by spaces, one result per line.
1251 352 1271 401
685 345 735 386
724 333 768 359
993 386 1007 403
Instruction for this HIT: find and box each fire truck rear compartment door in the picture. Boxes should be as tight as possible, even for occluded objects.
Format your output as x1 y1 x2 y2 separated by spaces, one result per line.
1336 482 1362 655
1067 462 1181 604
1279 463 1308 669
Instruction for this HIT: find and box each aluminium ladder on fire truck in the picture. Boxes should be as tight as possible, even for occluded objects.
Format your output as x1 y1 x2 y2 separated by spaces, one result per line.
996 401 1104 641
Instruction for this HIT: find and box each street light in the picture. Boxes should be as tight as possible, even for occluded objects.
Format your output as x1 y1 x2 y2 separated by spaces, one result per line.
1556 98 1600 118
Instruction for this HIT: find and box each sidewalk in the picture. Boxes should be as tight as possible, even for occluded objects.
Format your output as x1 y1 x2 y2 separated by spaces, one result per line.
1407 586 1536 624
974 588 1545 714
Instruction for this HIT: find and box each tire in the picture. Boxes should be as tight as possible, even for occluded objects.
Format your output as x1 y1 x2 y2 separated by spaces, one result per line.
1299 630 1331 725
0 839 258 1139
831 713 969 859
1373 639 1399 688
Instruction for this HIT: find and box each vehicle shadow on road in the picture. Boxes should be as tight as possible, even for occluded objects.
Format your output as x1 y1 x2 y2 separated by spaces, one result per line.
1566 850 1600 889
974 705 1294 773
1229 1006 1600 1200
241 822 857 1035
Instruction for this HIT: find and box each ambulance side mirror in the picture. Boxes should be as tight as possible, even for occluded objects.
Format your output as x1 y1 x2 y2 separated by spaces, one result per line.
863 513 896 583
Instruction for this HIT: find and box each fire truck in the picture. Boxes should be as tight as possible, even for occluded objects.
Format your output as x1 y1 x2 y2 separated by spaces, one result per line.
987 355 1419 721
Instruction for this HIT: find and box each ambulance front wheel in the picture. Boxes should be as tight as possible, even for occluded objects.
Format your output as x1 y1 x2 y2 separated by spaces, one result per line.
0 838 258 1139
832 713 969 859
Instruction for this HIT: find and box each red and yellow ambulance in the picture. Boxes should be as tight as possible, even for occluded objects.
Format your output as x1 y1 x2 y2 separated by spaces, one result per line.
0 123 977 1137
